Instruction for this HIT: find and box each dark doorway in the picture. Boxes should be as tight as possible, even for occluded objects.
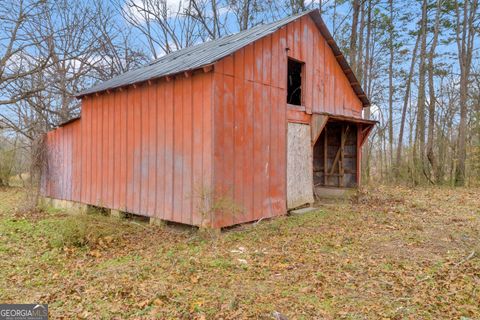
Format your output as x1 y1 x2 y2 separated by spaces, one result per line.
287 59 304 106
313 121 358 189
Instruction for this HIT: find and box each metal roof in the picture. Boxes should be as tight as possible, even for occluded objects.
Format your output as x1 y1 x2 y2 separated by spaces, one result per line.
77 9 370 107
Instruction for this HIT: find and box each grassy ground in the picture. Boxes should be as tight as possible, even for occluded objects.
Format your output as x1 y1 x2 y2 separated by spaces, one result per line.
0 186 479 319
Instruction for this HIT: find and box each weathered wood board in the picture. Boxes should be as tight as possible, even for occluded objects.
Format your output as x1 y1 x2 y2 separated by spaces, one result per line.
287 123 314 209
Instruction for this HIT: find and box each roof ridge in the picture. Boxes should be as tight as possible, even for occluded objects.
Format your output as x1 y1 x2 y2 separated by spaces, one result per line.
147 10 312 67
76 10 313 97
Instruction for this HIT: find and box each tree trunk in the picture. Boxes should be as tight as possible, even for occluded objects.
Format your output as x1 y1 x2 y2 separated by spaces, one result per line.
387 0 394 173
395 31 421 176
454 0 478 186
413 0 428 183
426 0 441 183
362 0 372 181
349 0 360 72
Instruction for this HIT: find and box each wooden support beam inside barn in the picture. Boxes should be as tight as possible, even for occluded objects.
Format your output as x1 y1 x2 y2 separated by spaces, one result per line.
313 121 358 189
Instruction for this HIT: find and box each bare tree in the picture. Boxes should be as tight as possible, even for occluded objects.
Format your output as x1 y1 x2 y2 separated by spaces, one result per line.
395 25 421 177
413 0 428 183
227 0 265 30
426 0 442 182
0 0 51 106
387 0 394 171
454 0 478 186
349 0 360 72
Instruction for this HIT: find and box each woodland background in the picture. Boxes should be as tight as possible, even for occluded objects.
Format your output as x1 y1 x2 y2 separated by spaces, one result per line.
0 0 479 189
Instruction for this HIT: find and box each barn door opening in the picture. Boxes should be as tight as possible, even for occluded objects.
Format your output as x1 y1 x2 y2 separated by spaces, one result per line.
313 121 358 196
286 122 314 209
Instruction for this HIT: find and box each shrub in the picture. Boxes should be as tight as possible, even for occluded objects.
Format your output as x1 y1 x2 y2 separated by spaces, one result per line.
48 214 122 248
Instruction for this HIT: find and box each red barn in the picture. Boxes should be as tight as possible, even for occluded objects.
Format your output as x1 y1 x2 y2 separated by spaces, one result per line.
41 9 375 228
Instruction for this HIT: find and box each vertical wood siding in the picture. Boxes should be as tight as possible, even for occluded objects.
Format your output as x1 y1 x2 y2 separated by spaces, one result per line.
43 72 214 226
212 15 362 227
42 14 364 228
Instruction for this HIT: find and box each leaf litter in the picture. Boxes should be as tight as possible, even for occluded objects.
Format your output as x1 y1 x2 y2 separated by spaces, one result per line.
0 185 479 319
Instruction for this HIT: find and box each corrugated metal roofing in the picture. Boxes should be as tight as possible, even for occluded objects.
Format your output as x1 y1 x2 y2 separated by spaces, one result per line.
77 9 370 107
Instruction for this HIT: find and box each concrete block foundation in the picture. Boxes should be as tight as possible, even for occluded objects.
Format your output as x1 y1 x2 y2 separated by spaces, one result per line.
40 197 88 214
110 209 126 218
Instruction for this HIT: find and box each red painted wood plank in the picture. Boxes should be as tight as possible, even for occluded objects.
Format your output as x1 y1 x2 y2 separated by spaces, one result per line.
164 80 175 221
96 96 104 205
305 19 314 114
287 109 311 123
318 32 326 112
81 99 89 203
156 80 166 219
312 28 319 114
325 39 334 113
252 82 263 221
57 127 63 199
182 76 193 224
60 127 65 199
147 83 157 217
126 89 135 212
271 31 279 89
173 78 184 223
118 90 128 210
223 55 234 76
53 129 59 198
139 84 149 215
244 44 254 81
213 71 224 227
214 59 224 74
91 96 99 205
112 92 120 208
107 92 115 207
234 50 246 221
286 23 294 58
278 87 287 212
60 128 64 199
243 80 254 222
192 75 203 225
102 94 109 205
58 128 64 199
262 35 272 85
334 72 341 114
71 121 80 201
233 76 245 223
202 72 213 226
234 48 245 80
293 20 301 60
254 40 263 83
262 84 272 218
269 87 279 214
67 124 73 200
51 130 57 198
278 26 287 90
222 75 235 226
132 86 142 213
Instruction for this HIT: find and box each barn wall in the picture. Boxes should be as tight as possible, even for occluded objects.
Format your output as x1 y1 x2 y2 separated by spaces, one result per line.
211 15 363 227
286 15 363 116
42 72 214 226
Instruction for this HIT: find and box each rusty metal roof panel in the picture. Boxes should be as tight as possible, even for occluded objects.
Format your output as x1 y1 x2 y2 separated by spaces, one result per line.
77 10 311 97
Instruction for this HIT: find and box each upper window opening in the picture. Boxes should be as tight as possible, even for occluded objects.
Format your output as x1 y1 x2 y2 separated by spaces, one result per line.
287 59 304 106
